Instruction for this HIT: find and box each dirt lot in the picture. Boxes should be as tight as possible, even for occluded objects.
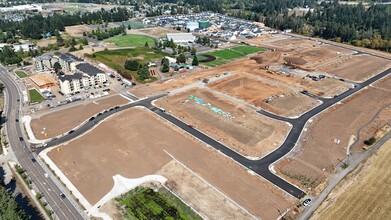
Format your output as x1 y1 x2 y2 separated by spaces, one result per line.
48 107 294 219
313 138 391 220
65 25 93 37
319 54 391 82
156 88 290 157
264 92 320 117
157 160 255 219
127 27 181 38
30 95 128 140
209 74 285 107
275 75 391 192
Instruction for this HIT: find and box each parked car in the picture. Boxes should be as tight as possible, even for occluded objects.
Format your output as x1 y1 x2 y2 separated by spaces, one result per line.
302 198 312 207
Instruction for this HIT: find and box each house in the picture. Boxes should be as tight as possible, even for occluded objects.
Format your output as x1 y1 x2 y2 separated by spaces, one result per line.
166 33 196 43
13 43 35 52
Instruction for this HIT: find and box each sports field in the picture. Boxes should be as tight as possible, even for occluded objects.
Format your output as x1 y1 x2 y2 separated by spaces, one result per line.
106 34 156 47
29 89 45 103
203 46 264 67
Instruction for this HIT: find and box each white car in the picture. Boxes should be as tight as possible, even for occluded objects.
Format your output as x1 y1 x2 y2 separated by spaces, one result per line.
302 198 312 207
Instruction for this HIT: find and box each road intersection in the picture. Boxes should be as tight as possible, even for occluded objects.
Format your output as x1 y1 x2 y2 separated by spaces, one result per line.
1 35 391 219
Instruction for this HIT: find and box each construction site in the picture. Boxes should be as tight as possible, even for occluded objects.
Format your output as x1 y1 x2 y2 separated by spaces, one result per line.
156 88 290 157
46 108 295 219
29 32 391 220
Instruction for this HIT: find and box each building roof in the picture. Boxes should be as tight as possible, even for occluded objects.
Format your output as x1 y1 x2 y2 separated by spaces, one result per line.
30 74 56 87
59 72 83 82
76 63 103 76
36 55 52 61
57 53 84 64
166 33 196 42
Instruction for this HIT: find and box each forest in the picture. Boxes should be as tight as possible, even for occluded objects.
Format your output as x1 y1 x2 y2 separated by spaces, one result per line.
0 7 130 40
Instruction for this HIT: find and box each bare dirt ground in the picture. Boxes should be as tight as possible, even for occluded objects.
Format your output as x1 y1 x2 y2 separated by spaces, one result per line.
127 27 181 38
30 95 128 139
208 74 285 107
65 25 93 37
208 73 319 117
319 54 391 82
157 160 255 220
275 76 391 192
36 37 57 47
247 34 390 82
128 58 262 98
313 138 391 220
264 92 320 118
48 107 295 219
156 88 290 157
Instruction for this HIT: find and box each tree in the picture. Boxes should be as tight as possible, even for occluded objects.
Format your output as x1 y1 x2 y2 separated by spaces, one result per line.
0 185 29 220
178 53 186 63
127 24 131 30
79 45 84 50
191 47 197 55
53 62 62 73
137 65 150 81
145 41 149 47
161 58 170 72
192 55 199 66
124 59 141 71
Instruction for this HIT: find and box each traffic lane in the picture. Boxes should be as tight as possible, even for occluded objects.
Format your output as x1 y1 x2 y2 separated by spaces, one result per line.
40 93 168 152
148 105 307 198
3 77 71 220
1 71 83 220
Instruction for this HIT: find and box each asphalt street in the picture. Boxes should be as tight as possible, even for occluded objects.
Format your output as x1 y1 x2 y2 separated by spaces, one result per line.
33 60 391 201
0 66 86 220
2 35 389 219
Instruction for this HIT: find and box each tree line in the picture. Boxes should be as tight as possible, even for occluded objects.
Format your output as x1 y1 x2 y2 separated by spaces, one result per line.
0 7 131 40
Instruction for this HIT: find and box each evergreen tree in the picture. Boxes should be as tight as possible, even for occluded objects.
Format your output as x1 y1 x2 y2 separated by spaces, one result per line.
192 55 199 66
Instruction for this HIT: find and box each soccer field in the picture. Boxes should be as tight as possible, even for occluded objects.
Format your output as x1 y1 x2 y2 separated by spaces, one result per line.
106 34 156 47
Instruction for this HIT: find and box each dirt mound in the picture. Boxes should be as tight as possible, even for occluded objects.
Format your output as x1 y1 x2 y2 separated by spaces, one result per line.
284 57 307 65
199 54 216 63
250 56 264 64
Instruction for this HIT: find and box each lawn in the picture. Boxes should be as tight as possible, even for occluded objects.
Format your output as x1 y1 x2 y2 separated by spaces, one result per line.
15 71 28 78
116 186 201 220
64 7 87 12
85 48 167 81
202 45 264 67
231 45 265 55
106 34 156 47
29 89 45 103
196 55 208 62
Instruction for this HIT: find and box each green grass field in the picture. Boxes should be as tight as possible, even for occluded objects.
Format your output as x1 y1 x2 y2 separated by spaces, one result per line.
202 45 264 67
64 7 87 12
106 34 156 47
29 89 45 103
15 71 28 78
196 55 208 62
85 48 166 81
231 45 265 55
116 186 201 220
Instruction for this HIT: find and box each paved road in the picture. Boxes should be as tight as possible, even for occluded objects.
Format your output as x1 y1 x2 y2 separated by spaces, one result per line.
0 66 86 220
32 63 391 201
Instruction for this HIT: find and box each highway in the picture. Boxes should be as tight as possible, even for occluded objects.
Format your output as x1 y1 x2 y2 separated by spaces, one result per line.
0 66 86 220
